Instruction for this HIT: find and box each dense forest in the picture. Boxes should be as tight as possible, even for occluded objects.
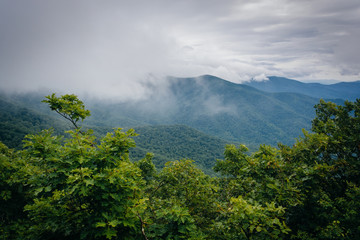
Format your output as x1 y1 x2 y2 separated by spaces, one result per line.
1 93 359 239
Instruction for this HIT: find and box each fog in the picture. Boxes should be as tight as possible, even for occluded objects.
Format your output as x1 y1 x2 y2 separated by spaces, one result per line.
1 0 360 100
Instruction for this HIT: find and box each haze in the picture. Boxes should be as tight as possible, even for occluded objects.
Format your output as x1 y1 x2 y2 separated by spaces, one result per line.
1 0 360 99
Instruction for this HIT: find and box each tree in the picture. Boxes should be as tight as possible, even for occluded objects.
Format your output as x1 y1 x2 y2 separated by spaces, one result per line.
143 159 218 239
0 142 30 239
281 99 360 239
42 93 90 130
1 94 146 239
213 144 295 239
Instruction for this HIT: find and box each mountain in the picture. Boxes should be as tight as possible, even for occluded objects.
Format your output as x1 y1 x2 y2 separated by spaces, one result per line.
244 76 360 101
3 74 358 172
3 74 348 153
86 75 319 147
2 74 359 175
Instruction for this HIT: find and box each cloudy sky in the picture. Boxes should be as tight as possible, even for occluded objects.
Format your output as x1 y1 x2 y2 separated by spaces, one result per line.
1 0 360 98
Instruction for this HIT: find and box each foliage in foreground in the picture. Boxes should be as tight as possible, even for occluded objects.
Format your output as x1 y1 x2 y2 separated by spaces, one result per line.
1 94 359 239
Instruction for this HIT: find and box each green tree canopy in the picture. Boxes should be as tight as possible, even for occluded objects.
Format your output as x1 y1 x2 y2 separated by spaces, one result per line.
1 94 359 240
1 94 146 239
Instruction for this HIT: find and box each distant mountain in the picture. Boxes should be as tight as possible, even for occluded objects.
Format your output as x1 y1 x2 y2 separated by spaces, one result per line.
86 75 319 146
244 76 360 101
1 75 329 151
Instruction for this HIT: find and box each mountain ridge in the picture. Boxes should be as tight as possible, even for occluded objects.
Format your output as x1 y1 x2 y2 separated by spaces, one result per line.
1 74 359 172
2 74 358 150
84 75 319 146
245 76 360 101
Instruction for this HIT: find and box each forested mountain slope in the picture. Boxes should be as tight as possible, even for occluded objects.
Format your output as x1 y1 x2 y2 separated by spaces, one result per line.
0 95 68 148
130 124 229 174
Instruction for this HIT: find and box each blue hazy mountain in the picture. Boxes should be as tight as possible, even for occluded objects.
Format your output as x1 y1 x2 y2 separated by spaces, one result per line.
244 76 360 101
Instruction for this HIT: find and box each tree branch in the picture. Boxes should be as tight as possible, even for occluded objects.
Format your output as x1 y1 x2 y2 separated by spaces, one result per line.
137 213 148 240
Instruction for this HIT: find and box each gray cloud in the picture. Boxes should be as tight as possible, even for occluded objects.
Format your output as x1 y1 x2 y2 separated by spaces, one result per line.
0 0 360 98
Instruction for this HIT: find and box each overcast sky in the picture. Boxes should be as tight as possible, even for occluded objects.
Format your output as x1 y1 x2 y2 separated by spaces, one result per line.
1 0 360 98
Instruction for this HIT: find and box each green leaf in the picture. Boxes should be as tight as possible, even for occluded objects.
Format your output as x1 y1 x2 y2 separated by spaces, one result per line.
96 222 107 228
104 227 117 239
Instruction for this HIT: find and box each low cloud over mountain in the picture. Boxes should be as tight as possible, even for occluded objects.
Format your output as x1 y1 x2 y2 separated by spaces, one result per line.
1 1 360 99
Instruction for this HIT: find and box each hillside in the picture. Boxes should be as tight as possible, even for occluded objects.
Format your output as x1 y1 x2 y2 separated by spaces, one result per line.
0 94 69 148
245 76 360 101
130 124 229 174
